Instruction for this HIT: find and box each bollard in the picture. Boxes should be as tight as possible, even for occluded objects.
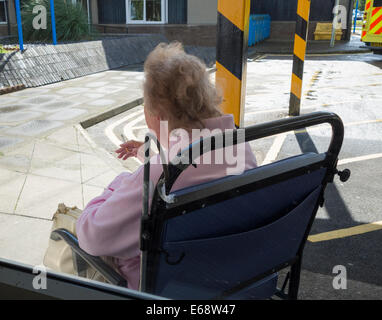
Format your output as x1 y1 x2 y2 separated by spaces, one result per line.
289 0 311 116
216 0 251 127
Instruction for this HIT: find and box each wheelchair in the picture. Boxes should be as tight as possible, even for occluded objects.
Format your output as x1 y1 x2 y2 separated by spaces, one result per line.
0 111 350 300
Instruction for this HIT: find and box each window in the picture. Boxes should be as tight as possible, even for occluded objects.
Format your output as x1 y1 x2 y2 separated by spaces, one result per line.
374 0 382 8
130 0 144 20
0 0 7 24
146 0 162 21
127 0 166 23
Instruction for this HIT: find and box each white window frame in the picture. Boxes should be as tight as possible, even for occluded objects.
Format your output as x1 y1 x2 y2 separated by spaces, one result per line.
0 0 7 25
126 0 167 24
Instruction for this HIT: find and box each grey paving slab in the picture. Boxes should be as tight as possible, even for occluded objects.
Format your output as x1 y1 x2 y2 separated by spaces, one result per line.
0 111 42 123
0 213 53 266
0 136 24 150
22 95 61 105
34 100 77 113
5 119 63 137
14 173 83 219
0 168 26 214
46 108 87 121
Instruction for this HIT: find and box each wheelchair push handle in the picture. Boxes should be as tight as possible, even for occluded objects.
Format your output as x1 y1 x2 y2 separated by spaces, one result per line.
142 111 347 206
156 112 344 193
177 111 344 168
243 111 344 160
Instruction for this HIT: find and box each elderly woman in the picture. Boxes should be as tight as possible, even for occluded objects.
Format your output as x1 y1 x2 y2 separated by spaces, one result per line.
76 43 257 291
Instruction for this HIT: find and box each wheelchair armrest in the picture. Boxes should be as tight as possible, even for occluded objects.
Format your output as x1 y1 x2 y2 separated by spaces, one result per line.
50 228 127 287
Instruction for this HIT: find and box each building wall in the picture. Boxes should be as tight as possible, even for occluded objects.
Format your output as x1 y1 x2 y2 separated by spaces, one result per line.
251 0 352 41
168 0 187 24
91 0 352 44
127 24 216 46
7 0 15 24
187 0 217 25
250 0 337 21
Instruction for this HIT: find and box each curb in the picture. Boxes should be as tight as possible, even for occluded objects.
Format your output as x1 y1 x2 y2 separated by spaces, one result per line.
249 49 372 55
307 48 372 55
0 84 25 95
80 97 144 129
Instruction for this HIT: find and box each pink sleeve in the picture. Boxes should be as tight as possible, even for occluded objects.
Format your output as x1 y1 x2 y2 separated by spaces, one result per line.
76 169 145 258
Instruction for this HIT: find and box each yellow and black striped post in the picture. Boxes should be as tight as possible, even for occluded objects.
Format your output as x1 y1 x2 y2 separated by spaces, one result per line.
289 0 311 116
216 0 251 127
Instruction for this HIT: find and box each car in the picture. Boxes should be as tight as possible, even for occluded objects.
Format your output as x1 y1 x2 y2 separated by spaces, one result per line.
353 10 364 20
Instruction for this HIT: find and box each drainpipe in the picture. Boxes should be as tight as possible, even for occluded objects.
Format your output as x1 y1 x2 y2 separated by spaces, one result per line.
5 0 10 36
87 0 91 32
330 0 340 47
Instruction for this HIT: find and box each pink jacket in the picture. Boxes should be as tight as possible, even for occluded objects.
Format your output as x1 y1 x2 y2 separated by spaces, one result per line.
76 114 257 291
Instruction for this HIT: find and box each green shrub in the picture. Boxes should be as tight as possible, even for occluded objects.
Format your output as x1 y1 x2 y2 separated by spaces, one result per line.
21 0 92 42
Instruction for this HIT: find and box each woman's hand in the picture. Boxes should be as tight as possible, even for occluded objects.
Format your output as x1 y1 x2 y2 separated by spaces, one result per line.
116 140 144 160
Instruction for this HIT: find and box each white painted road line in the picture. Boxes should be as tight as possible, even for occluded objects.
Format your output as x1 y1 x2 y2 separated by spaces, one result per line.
104 109 143 147
338 153 382 166
262 132 288 165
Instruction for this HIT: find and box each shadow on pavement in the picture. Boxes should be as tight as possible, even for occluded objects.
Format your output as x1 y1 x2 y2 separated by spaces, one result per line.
294 130 382 289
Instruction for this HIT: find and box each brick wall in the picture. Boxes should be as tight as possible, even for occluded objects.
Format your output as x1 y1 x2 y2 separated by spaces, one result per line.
127 24 217 47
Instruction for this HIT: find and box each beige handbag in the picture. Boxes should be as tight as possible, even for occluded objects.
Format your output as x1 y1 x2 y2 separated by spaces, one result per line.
43 203 115 283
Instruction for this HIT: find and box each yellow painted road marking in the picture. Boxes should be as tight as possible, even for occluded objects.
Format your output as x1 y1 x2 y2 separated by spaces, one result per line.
308 221 382 243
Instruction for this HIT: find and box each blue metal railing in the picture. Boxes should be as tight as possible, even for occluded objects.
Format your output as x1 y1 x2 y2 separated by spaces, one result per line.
248 14 271 47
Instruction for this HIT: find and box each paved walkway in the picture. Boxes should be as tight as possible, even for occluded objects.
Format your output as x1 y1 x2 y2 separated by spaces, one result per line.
0 66 143 266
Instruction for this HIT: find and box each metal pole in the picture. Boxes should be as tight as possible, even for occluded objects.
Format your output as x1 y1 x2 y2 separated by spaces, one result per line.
4 0 10 36
87 0 91 32
330 0 340 47
353 0 359 34
14 0 24 51
289 0 311 116
50 0 57 45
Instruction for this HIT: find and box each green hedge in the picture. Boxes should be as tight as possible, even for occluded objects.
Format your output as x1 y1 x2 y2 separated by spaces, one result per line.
21 0 93 42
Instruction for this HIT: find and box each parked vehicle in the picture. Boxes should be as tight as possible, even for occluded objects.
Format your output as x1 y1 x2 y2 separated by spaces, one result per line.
361 0 382 54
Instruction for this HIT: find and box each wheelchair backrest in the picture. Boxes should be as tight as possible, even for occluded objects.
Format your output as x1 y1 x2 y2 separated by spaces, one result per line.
143 153 327 299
